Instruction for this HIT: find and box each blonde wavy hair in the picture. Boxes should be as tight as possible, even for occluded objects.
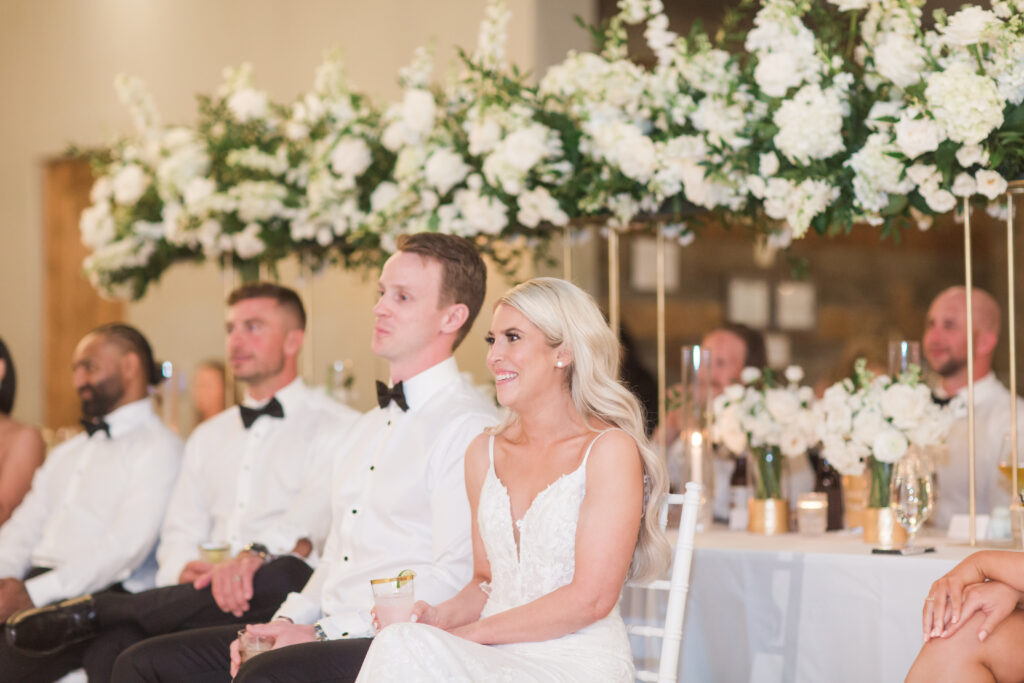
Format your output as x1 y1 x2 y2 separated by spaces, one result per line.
489 277 670 582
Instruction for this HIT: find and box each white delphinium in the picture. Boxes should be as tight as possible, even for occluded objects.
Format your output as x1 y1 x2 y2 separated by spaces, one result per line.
644 13 678 67
114 74 160 136
328 137 373 180
773 83 846 164
474 0 511 71
925 62 1004 145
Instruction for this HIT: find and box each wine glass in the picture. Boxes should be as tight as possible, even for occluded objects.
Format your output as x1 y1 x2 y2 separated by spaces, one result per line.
890 447 935 552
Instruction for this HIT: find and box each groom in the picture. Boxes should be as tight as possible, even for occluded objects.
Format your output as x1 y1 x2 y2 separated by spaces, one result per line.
111 232 499 682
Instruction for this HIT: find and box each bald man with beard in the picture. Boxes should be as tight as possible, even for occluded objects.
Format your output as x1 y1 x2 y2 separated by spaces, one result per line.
924 286 1024 529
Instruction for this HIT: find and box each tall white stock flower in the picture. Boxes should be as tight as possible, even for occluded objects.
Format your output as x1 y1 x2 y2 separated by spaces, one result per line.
925 62 1004 145
111 164 150 205
773 84 846 164
114 74 160 135
401 89 436 139
425 148 470 196
517 187 568 228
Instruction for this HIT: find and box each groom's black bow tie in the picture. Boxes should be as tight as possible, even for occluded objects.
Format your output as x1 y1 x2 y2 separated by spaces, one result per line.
376 380 409 412
239 397 285 429
931 392 953 407
80 418 111 439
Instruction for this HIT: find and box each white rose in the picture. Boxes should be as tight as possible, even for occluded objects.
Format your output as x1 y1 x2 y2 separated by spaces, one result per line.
765 388 801 423
779 424 809 458
871 425 909 463
852 407 886 447
907 163 940 187
754 51 804 98
975 170 1008 199
425 148 470 196
724 384 745 401
874 32 926 89
741 367 762 384
894 116 942 160
79 203 115 248
880 383 927 431
329 137 373 178
922 185 957 213
467 118 502 156
951 173 977 197
112 164 149 205
956 144 988 167
232 223 266 259
784 366 804 384
760 152 780 176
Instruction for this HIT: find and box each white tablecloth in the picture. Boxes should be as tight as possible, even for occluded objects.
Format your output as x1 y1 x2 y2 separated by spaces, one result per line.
623 528 988 683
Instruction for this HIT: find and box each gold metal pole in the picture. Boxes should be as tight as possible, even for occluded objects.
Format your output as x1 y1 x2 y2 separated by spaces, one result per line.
563 225 573 282
964 197 977 546
608 227 620 339
656 227 667 459
223 254 236 408
303 263 316 386
1008 192 1019 503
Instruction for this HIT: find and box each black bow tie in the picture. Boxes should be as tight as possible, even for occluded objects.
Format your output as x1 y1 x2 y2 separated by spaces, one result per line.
931 392 952 407
80 418 111 439
376 380 409 411
239 397 285 429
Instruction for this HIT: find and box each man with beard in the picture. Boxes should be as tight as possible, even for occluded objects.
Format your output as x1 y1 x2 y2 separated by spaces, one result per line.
0 324 182 661
925 286 1024 529
4 284 358 681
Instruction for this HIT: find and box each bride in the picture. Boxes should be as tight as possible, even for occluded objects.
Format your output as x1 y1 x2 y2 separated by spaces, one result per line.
356 277 669 681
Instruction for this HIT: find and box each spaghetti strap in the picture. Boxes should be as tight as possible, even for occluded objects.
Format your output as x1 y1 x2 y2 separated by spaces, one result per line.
488 433 496 467
580 428 623 467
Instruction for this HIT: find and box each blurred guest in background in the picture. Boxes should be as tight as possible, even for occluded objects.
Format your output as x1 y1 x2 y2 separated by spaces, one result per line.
0 324 182 678
0 337 45 527
192 359 230 426
924 286 1024 529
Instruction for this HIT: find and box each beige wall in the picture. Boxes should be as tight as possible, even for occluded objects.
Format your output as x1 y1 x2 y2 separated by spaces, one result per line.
0 0 596 426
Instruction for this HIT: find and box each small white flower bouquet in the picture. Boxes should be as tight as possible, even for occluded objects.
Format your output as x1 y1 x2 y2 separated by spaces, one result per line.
712 365 817 500
816 359 954 507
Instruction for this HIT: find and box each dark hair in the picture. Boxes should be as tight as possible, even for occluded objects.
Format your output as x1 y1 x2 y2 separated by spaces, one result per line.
0 337 17 415
723 323 767 369
397 233 487 349
227 283 306 331
92 323 162 387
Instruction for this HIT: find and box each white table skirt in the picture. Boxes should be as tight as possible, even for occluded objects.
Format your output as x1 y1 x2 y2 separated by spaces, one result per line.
623 528 987 683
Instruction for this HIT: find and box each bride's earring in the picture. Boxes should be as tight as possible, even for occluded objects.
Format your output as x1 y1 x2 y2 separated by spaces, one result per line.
556 361 563 368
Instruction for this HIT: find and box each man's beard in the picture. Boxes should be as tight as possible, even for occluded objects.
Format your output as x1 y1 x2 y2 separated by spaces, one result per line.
932 356 967 379
79 374 125 418
233 356 285 388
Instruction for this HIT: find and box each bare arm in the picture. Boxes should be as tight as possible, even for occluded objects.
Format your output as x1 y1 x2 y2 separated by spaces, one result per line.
0 425 45 527
451 430 643 645
413 432 492 631
924 550 1024 639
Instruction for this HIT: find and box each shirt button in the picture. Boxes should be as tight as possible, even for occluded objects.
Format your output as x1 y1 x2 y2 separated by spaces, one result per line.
343 556 348 561
369 466 375 471
351 509 357 514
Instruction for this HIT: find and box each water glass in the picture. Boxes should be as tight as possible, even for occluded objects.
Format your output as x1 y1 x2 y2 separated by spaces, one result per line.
198 541 230 565
888 340 921 378
890 448 935 551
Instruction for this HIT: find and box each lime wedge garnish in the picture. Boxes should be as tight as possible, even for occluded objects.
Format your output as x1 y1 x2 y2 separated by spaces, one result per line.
396 569 416 588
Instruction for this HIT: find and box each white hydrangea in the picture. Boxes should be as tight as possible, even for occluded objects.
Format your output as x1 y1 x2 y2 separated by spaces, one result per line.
763 177 839 237
111 164 150 205
925 62 1004 145
939 6 999 47
894 112 943 160
873 31 927 89
451 186 508 235
232 223 266 259
229 181 289 222
329 137 373 179
516 187 568 228
691 95 748 147
846 133 914 213
424 148 471 196
773 84 846 165
80 203 116 248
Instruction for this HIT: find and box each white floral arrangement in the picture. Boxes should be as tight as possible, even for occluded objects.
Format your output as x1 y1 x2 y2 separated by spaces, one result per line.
712 365 817 499
76 0 1024 299
815 359 953 506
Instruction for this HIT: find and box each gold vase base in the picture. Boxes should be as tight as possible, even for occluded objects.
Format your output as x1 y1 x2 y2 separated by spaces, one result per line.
863 507 909 548
748 498 789 535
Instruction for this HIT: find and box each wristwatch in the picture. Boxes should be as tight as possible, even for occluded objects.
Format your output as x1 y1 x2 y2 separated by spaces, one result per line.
313 622 328 642
241 542 273 562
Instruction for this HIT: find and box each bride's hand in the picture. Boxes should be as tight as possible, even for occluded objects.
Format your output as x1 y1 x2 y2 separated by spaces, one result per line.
410 600 438 626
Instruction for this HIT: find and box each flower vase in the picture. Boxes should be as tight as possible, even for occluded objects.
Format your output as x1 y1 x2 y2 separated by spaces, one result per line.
747 445 789 534
863 457 908 547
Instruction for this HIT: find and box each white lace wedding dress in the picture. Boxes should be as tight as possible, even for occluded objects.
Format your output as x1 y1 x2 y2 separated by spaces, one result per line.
355 431 634 682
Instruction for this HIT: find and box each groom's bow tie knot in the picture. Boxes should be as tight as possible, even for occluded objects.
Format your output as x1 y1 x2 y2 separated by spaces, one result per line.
239 397 285 429
376 380 409 412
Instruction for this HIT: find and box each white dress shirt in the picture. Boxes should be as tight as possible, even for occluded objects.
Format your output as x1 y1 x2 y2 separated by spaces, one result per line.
0 398 182 606
933 373 1024 528
275 357 498 639
155 378 359 586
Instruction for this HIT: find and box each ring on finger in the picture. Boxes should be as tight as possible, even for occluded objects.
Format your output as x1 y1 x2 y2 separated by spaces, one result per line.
233 575 242 583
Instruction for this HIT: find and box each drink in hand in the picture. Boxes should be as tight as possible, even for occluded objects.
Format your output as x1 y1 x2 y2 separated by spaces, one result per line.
371 570 416 628
237 628 273 665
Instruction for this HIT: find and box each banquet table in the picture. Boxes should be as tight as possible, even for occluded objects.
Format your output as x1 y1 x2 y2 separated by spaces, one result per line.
622 527 1000 683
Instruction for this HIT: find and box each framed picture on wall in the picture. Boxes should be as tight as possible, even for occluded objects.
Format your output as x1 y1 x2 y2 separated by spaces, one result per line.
727 277 770 328
776 281 816 331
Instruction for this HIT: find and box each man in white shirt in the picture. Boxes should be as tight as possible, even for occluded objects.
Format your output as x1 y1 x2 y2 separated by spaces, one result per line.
110 232 498 683
0 324 182 679
6 284 358 681
924 286 1024 529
